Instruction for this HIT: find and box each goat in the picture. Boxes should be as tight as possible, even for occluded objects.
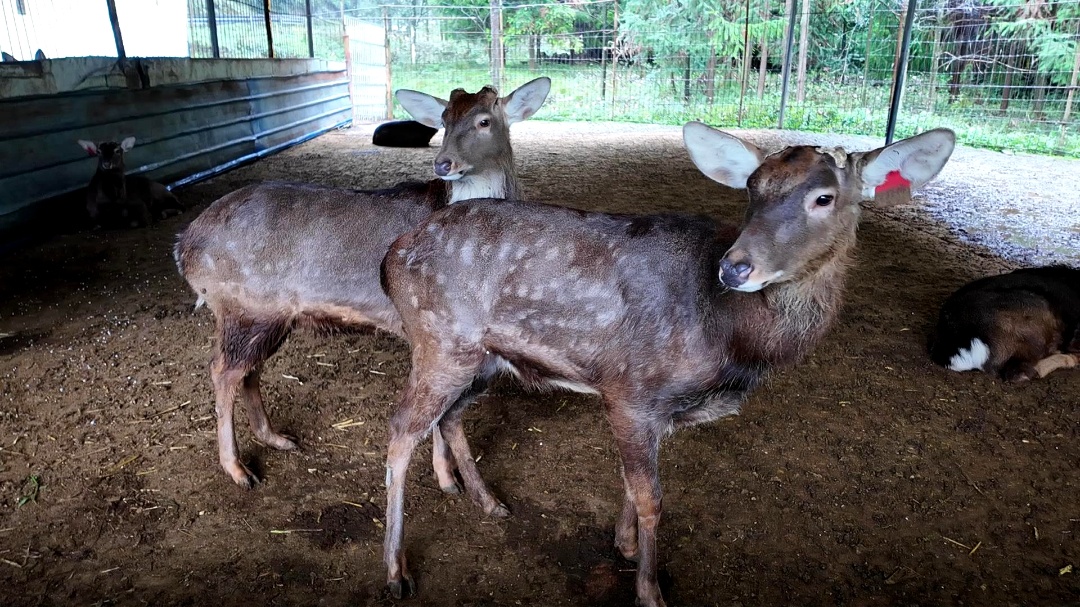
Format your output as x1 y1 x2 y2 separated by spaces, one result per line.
174 77 551 487
372 120 439 148
930 265 1079 381
78 137 185 228
378 124 955 606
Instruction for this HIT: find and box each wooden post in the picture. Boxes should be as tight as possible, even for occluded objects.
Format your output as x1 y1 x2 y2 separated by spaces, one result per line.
757 0 770 98
384 6 393 119
796 0 810 103
738 0 751 123
927 14 941 111
105 0 126 61
490 0 504 90
860 3 873 107
1062 39 1080 125
306 0 315 58
206 0 220 58
344 31 354 122
611 0 619 116
264 0 274 58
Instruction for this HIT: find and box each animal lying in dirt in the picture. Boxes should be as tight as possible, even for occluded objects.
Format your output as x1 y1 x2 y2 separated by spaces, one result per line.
930 265 1080 381
372 120 439 147
78 137 184 228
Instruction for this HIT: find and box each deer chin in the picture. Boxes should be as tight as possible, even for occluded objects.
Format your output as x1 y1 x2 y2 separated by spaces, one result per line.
728 270 784 293
439 173 464 181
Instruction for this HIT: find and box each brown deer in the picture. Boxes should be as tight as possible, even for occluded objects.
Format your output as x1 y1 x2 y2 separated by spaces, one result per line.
78 137 185 228
378 124 955 606
930 265 1080 381
174 77 551 488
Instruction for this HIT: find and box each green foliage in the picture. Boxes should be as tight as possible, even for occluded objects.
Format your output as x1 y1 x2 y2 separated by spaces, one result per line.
16 474 40 508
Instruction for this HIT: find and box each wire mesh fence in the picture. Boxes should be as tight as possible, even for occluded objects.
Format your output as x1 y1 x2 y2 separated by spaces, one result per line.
2 0 1077 156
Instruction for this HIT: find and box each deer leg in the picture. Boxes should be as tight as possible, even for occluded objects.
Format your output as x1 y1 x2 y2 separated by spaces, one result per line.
608 407 666 607
431 427 461 494
385 350 481 600
438 378 509 517
241 365 298 451
210 353 257 487
615 492 639 561
1033 353 1078 378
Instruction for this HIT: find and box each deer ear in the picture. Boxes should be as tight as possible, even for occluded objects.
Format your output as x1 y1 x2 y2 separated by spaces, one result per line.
500 76 551 124
120 136 136 151
78 140 99 156
858 128 955 200
396 89 447 129
682 121 764 189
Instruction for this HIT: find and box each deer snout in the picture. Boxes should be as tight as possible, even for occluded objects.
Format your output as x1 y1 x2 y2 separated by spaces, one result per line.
719 256 753 289
434 159 454 178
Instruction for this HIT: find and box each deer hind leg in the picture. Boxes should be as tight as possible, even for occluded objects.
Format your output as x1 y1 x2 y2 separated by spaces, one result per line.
431 427 461 494
385 346 484 600
212 312 292 487
241 364 298 451
1033 353 1078 378
438 376 509 517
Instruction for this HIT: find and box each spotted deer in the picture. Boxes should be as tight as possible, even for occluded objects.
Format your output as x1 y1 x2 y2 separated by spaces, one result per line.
930 265 1080 381
174 77 550 487
378 124 955 606
78 137 185 228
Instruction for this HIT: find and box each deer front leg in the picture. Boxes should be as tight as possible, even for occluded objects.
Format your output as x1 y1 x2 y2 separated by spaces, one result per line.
609 408 666 607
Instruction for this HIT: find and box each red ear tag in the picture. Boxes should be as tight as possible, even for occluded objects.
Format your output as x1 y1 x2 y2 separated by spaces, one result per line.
874 170 912 206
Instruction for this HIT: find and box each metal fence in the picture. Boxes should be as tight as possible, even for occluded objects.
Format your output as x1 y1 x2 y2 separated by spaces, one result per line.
3 0 1077 156
360 0 1080 157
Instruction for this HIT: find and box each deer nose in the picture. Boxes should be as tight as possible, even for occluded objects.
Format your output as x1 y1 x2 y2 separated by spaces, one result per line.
719 258 752 287
434 159 453 177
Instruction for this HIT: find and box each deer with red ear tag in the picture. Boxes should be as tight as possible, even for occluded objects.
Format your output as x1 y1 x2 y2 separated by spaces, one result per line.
378 124 955 605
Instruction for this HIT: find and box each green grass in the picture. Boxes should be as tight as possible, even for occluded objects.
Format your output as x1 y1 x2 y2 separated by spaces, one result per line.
390 63 1080 158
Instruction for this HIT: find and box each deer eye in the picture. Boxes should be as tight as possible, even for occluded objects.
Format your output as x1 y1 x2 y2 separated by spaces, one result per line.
815 194 834 207
478 118 490 128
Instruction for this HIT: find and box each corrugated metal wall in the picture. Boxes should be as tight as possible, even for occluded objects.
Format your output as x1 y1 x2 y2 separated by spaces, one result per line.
0 58 351 238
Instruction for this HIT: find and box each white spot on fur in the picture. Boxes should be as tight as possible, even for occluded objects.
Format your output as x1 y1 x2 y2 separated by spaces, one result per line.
545 247 559 260
546 379 601 395
948 338 990 372
460 240 475 265
410 296 419 308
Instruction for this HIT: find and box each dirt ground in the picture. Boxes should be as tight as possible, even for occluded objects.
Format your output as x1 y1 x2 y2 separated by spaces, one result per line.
1 121 1078 607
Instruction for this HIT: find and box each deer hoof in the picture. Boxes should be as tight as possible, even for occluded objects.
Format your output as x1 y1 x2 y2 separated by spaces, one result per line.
257 431 299 451
487 502 511 519
440 481 463 495
226 461 259 488
387 574 416 599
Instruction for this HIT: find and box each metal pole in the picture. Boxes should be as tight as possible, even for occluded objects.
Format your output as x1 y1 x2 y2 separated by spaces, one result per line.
105 0 126 61
206 0 220 58
306 0 315 58
263 0 274 58
384 6 393 119
777 0 797 129
885 0 918 144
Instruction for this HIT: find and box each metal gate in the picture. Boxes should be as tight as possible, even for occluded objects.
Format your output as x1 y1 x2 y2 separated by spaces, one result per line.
344 18 389 123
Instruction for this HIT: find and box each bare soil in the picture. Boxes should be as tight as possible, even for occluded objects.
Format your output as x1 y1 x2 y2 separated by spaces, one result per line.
1 122 1078 607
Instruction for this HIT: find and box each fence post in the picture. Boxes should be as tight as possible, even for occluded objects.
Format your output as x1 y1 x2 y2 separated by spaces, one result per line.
105 0 127 61
385 7 393 119
306 0 315 58
264 0 275 58
206 0 220 58
490 0 504 91
885 0 917 144
777 0 798 128
344 30 354 123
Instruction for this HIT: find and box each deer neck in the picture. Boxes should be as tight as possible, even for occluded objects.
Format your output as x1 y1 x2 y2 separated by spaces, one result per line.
448 154 521 203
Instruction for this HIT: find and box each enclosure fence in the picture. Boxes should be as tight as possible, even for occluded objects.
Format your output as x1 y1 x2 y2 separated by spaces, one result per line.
2 0 1077 156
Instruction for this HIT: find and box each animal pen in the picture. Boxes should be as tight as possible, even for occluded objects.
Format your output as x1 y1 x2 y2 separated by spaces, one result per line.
1 0 1079 606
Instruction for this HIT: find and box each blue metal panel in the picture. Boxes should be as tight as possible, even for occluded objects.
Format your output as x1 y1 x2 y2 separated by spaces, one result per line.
0 64 351 236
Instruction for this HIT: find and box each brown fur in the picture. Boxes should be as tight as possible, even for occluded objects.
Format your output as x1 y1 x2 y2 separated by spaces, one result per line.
376 130 952 606
174 81 539 488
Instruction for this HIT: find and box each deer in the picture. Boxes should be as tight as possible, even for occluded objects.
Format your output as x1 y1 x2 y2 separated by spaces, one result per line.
929 265 1080 381
78 137 185 228
173 77 551 488
378 124 956 606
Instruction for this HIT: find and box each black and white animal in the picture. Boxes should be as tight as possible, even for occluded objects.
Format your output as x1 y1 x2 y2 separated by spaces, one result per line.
929 266 1080 381
78 137 184 228
372 120 439 147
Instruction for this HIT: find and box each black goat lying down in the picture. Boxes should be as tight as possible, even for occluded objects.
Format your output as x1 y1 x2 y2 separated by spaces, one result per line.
930 265 1080 381
372 120 439 148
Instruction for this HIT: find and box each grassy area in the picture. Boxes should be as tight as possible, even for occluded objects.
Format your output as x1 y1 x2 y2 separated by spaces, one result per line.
391 63 1080 158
